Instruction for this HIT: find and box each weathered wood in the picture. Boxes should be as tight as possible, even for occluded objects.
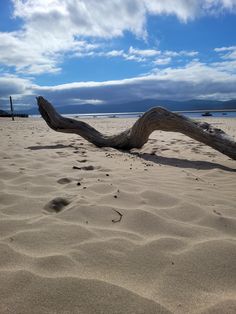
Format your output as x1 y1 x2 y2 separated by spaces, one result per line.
37 96 236 160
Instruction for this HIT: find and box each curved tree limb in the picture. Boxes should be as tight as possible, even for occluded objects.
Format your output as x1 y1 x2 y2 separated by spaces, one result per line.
37 96 236 160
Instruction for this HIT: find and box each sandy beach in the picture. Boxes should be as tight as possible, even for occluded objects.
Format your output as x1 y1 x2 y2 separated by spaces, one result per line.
0 116 236 314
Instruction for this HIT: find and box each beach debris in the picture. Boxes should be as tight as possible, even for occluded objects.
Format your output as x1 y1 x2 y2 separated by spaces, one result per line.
112 209 123 223
73 165 94 170
77 159 87 163
44 197 70 213
213 209 222 216
37 96 236 160
73 166 80 170
82 165 94 171
57 178 71 184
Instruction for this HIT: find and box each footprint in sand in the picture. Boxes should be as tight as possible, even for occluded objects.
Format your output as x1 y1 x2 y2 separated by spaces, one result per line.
57 178 71 184
44 197 70 213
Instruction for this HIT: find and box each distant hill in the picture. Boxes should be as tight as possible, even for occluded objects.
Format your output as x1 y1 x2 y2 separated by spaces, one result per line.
0 109 28 118
0 109 9 115
19 99 236 115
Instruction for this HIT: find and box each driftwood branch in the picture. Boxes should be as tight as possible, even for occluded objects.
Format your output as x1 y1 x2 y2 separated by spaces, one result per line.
37 96 236 160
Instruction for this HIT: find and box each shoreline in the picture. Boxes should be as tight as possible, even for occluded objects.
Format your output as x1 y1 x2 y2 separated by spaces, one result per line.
28 111 236 119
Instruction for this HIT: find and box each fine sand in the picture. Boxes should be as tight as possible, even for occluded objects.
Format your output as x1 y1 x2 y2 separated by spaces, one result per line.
0 116 236 314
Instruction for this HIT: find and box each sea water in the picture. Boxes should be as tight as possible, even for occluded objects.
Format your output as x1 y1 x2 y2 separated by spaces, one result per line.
31 111 236 119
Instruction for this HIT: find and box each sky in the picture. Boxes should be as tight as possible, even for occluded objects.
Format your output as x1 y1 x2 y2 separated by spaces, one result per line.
0 0 236 111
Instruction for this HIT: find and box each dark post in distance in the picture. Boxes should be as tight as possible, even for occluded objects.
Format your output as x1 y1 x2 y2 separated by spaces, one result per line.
9 96 14 121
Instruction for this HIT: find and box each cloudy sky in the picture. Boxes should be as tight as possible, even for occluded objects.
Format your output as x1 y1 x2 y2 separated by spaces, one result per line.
0 0 236 111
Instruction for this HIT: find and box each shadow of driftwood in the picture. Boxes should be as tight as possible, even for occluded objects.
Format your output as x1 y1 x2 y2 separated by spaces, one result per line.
26 144 77 150
130 152 236 172
26 144 236 172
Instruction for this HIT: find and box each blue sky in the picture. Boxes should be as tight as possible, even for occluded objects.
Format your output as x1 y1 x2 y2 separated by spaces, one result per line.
0 0 236 111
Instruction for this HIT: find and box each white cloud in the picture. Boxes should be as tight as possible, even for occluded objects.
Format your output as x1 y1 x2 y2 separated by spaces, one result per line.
201 0 236 14
105 50 125 57
0 31 59 74
0 74 35 110
215 46 236 60
128 46 161 57
212 59 236 73
83 47 198 66
214 45 236 52
32 63 236 105
2 58 235 111
143 0 198 22
153 57 172 65
0 27 95 74
144 0 236 21
225 51 236 59
13 0 146 38
0 0 235 75
164 50 199 57
0 75 33 98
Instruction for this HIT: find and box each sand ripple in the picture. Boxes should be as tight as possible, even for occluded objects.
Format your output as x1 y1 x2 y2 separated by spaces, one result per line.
0 117 235 313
